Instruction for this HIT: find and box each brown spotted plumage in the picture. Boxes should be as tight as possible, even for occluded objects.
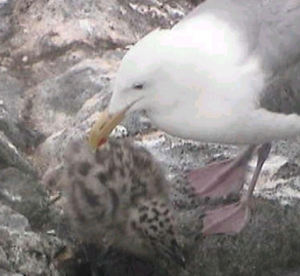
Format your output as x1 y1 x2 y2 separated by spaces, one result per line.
63 137 185 266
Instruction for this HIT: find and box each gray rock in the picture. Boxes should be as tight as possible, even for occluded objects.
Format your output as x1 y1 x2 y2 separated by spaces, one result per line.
0 131 37 175
0 71 24 117
122 111 156 136
0 204 30 231
0 269 23 276
0 0 14 16
0 16 12 41
0 0 14 41
0 167 51 230
273 161 300 180
0 72 44 177
39 61 107 114
173 199 300 276
0 245 9 271
0 103 44 151
0 71 44 153
74 84 112 124
188 0 205 6
35 77 112 179
28 60 112 135
0 204 64 276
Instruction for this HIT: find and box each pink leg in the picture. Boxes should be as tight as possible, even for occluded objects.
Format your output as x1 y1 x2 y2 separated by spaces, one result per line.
202 143 272 236
189 146 256 198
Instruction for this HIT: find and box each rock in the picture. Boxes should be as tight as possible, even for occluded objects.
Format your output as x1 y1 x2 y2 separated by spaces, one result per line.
0 70 44 154
32 77 113 177
0 16 12 41
0 131 37 175
187 0 205 6
0 0 14 16
0 269 23 276
0 203 64 276
0 71 24 115
122 111 156 136
273 161 300 180
0 245 10 272
0 0 14 41
173 199 300 276
26 59 112 136
0 103 45 153
0 203 30 230
0 167 52 230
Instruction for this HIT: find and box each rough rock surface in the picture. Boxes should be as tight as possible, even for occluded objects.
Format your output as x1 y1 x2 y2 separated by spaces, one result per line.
1 0 300 276
0 203 64 276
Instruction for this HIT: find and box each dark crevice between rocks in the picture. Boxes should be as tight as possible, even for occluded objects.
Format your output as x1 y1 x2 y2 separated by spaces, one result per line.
15 120 46 154
59 244 170 276
272 161 300 180
188 0 205 5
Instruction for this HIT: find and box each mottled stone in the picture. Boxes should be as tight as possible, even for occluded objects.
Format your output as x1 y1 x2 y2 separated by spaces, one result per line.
0 167 50 229
0 204 64 276
0 131 37 175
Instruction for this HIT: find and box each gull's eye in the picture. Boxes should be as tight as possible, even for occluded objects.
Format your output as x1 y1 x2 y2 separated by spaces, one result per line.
132 82 145 90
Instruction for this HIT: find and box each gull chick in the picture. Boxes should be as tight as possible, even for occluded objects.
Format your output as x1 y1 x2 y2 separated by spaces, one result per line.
63 137 185 267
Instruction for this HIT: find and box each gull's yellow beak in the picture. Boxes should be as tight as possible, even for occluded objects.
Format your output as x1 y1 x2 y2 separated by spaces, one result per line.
88 108 125 149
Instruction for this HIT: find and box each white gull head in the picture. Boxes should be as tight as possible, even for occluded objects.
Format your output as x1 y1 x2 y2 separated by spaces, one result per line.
108 13 300 145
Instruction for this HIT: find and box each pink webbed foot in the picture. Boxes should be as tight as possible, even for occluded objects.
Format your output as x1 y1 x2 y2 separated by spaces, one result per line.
188 146 255 199
188 158 248 198
200 143 272 236
202 198 251 235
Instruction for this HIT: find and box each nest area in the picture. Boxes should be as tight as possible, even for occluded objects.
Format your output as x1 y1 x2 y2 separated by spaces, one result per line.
60 244 170 276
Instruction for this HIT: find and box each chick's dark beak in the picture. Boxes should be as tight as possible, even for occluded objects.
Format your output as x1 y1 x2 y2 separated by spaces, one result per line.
163 240 186 268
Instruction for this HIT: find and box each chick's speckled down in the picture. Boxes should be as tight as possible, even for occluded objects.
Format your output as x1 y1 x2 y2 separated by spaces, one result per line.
62 137 185 265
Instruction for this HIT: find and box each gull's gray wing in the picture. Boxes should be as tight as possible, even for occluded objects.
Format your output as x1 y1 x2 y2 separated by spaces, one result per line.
177 0 300 75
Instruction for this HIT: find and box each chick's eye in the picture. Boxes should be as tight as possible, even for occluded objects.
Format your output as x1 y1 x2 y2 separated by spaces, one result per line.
133 82 144 90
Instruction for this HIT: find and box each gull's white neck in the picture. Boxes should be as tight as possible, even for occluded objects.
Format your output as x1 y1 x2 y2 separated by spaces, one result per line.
150 108 300 145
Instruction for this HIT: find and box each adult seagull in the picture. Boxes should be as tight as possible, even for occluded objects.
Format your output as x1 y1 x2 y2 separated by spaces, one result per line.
88 0 300 235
